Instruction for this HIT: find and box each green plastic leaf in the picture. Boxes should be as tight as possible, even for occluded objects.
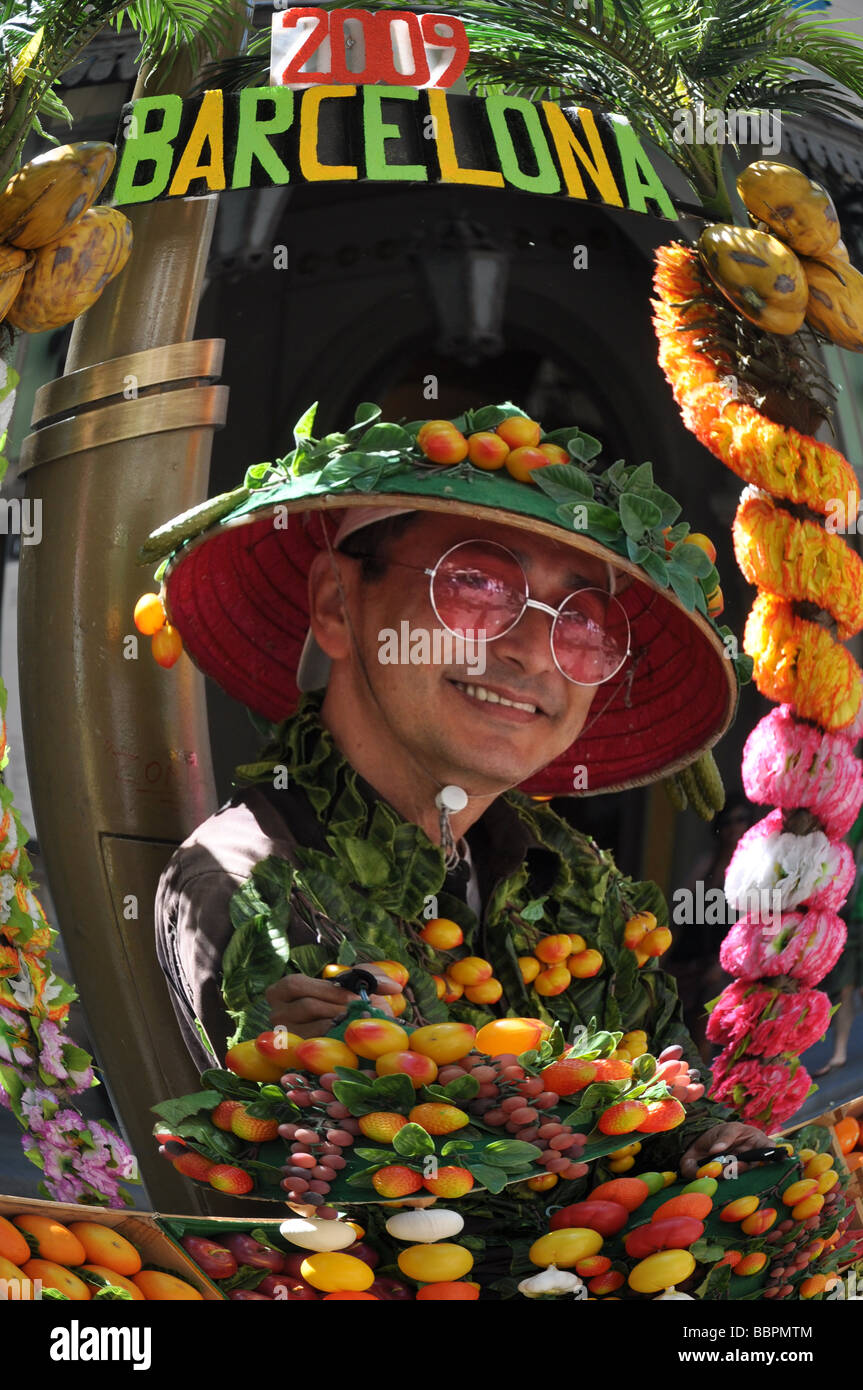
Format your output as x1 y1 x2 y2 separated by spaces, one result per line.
348 402 382 432
151 1091 223 1127
481 1139 543 1169
620 492 662 537
626 461 655 493
520 897 547 923
672 542 713 578
293 402 318 445
357 422 414 450
640 550 670 587
626 537 650 565
331 1079 377 1113
532 464 594 502
392 1123 435 1158
337 937 358 966
441 1139 475 1156
690 1239 726 1262
440 1074 480 1102
370 1072 416 1110
667 567 699 610
465 1162 508 1193
583 502 622 534
467 403 525 432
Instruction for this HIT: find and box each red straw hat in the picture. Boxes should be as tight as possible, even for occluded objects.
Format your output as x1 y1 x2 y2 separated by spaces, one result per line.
143 402 745 795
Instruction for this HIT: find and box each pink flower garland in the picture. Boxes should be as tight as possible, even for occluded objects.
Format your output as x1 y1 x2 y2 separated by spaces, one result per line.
653 245 863 1130
719 909 846 986
742 705 863 839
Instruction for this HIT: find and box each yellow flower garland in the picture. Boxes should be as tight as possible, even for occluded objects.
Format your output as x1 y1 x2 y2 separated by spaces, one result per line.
744 592 863 730
734 491 863 640
653 244 860 518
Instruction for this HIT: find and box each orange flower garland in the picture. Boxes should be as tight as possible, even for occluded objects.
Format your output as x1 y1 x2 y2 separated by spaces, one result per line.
653 245 860 518
733 490 863 640
744 593 863 730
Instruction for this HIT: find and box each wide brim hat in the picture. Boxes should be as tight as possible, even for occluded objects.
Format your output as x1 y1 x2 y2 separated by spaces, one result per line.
141 402 746 795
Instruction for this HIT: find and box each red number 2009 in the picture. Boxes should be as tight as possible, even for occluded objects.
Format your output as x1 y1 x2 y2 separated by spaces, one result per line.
277 9 469 89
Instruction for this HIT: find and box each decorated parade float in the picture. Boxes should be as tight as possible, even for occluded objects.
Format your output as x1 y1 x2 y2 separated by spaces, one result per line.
1 0 863 1304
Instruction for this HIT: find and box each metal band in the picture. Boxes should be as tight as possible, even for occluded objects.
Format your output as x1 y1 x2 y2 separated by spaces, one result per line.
29 338 226 425
19 384 229 474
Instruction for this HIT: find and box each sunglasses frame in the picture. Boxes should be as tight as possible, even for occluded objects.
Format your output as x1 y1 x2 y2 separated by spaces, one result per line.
345 536 632 687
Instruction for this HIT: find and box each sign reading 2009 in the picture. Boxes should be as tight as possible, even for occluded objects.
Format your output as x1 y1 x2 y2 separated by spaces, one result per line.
107 7 680 221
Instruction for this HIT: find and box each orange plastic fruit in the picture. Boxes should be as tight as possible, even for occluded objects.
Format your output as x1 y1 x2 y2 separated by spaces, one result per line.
589 1178 650 1212
133 592 166 635
23 1258 91 1300
67 1222 142 1276
134 1269 205 1301
12 1214 86 1267
80 1264 146 1300
419 917 464 950
408 1022 476 1064
835 1116 860 1154
651 1192 713 1222
495 416 542 449
0 1215 31 1266
465 977 503 1004
475 1017 544 1056
151 623 183 668
535 934 574 964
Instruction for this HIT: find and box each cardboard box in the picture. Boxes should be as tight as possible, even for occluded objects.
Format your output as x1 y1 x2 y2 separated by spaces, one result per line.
0 1193 224 1300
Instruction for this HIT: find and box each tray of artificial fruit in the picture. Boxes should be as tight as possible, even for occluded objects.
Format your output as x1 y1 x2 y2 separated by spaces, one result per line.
152 993 704 1205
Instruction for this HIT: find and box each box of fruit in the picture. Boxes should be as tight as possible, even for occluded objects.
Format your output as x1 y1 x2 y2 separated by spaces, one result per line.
0 1194 224 1300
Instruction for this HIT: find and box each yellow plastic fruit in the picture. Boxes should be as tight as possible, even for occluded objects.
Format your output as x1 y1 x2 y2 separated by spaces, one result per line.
797 1148 817 1162
0 244 30 323
628 1249 695 1294
620 1031 648 1057
661 1171 677 1187
397 1243 473 1283
803 256 863 351
300 1252 375 1292
529 1229 603 1268
719 1194 760 1223
791 1193 825 1221
698 224 807 334
518 956 541 984
609 1155 636 1173
816 1169 839 1194
737 161 840 259
803 1152 834 1178
0 142 116 249
782 1178 819 1206
8 206 133 334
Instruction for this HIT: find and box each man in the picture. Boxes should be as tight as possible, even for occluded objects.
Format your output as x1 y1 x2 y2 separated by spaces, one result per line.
153 403 768 1193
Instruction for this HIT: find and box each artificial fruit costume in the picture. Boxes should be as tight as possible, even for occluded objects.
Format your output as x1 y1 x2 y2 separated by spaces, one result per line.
147 402 757 1281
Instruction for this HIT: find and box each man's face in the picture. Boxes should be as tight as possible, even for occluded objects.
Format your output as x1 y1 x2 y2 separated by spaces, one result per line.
318 512 614 794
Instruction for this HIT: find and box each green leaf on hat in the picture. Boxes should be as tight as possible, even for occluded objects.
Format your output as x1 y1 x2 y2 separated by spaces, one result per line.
392 1123 435 1158
620 492 662 538
532 464 594 502
668 567 698 610
466 403 526 432
293 402 318 445
481 1139 543 1168
626 538 650 565
640 550 671 588
348 402 382 431
583 502 622 534
672 543 714 578
357 422 415 450
626 461 655 493
651 487 683 527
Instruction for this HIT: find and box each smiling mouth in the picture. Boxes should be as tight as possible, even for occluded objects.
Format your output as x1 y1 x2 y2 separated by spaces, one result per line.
450 679 541 714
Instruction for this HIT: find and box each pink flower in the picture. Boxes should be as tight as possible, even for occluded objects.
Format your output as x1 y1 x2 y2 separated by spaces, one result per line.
742 706 863 839
37 1019 67 1080
719 909 846 986
706 980 777 1047
747 987 832 1056
709 1054 811 1126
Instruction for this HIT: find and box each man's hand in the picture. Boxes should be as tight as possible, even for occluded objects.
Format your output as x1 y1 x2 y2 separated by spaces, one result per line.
265 966 402 1037
680 1122 772 1179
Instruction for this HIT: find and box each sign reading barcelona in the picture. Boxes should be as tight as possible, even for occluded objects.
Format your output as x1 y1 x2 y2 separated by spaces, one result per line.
109 85 679 219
